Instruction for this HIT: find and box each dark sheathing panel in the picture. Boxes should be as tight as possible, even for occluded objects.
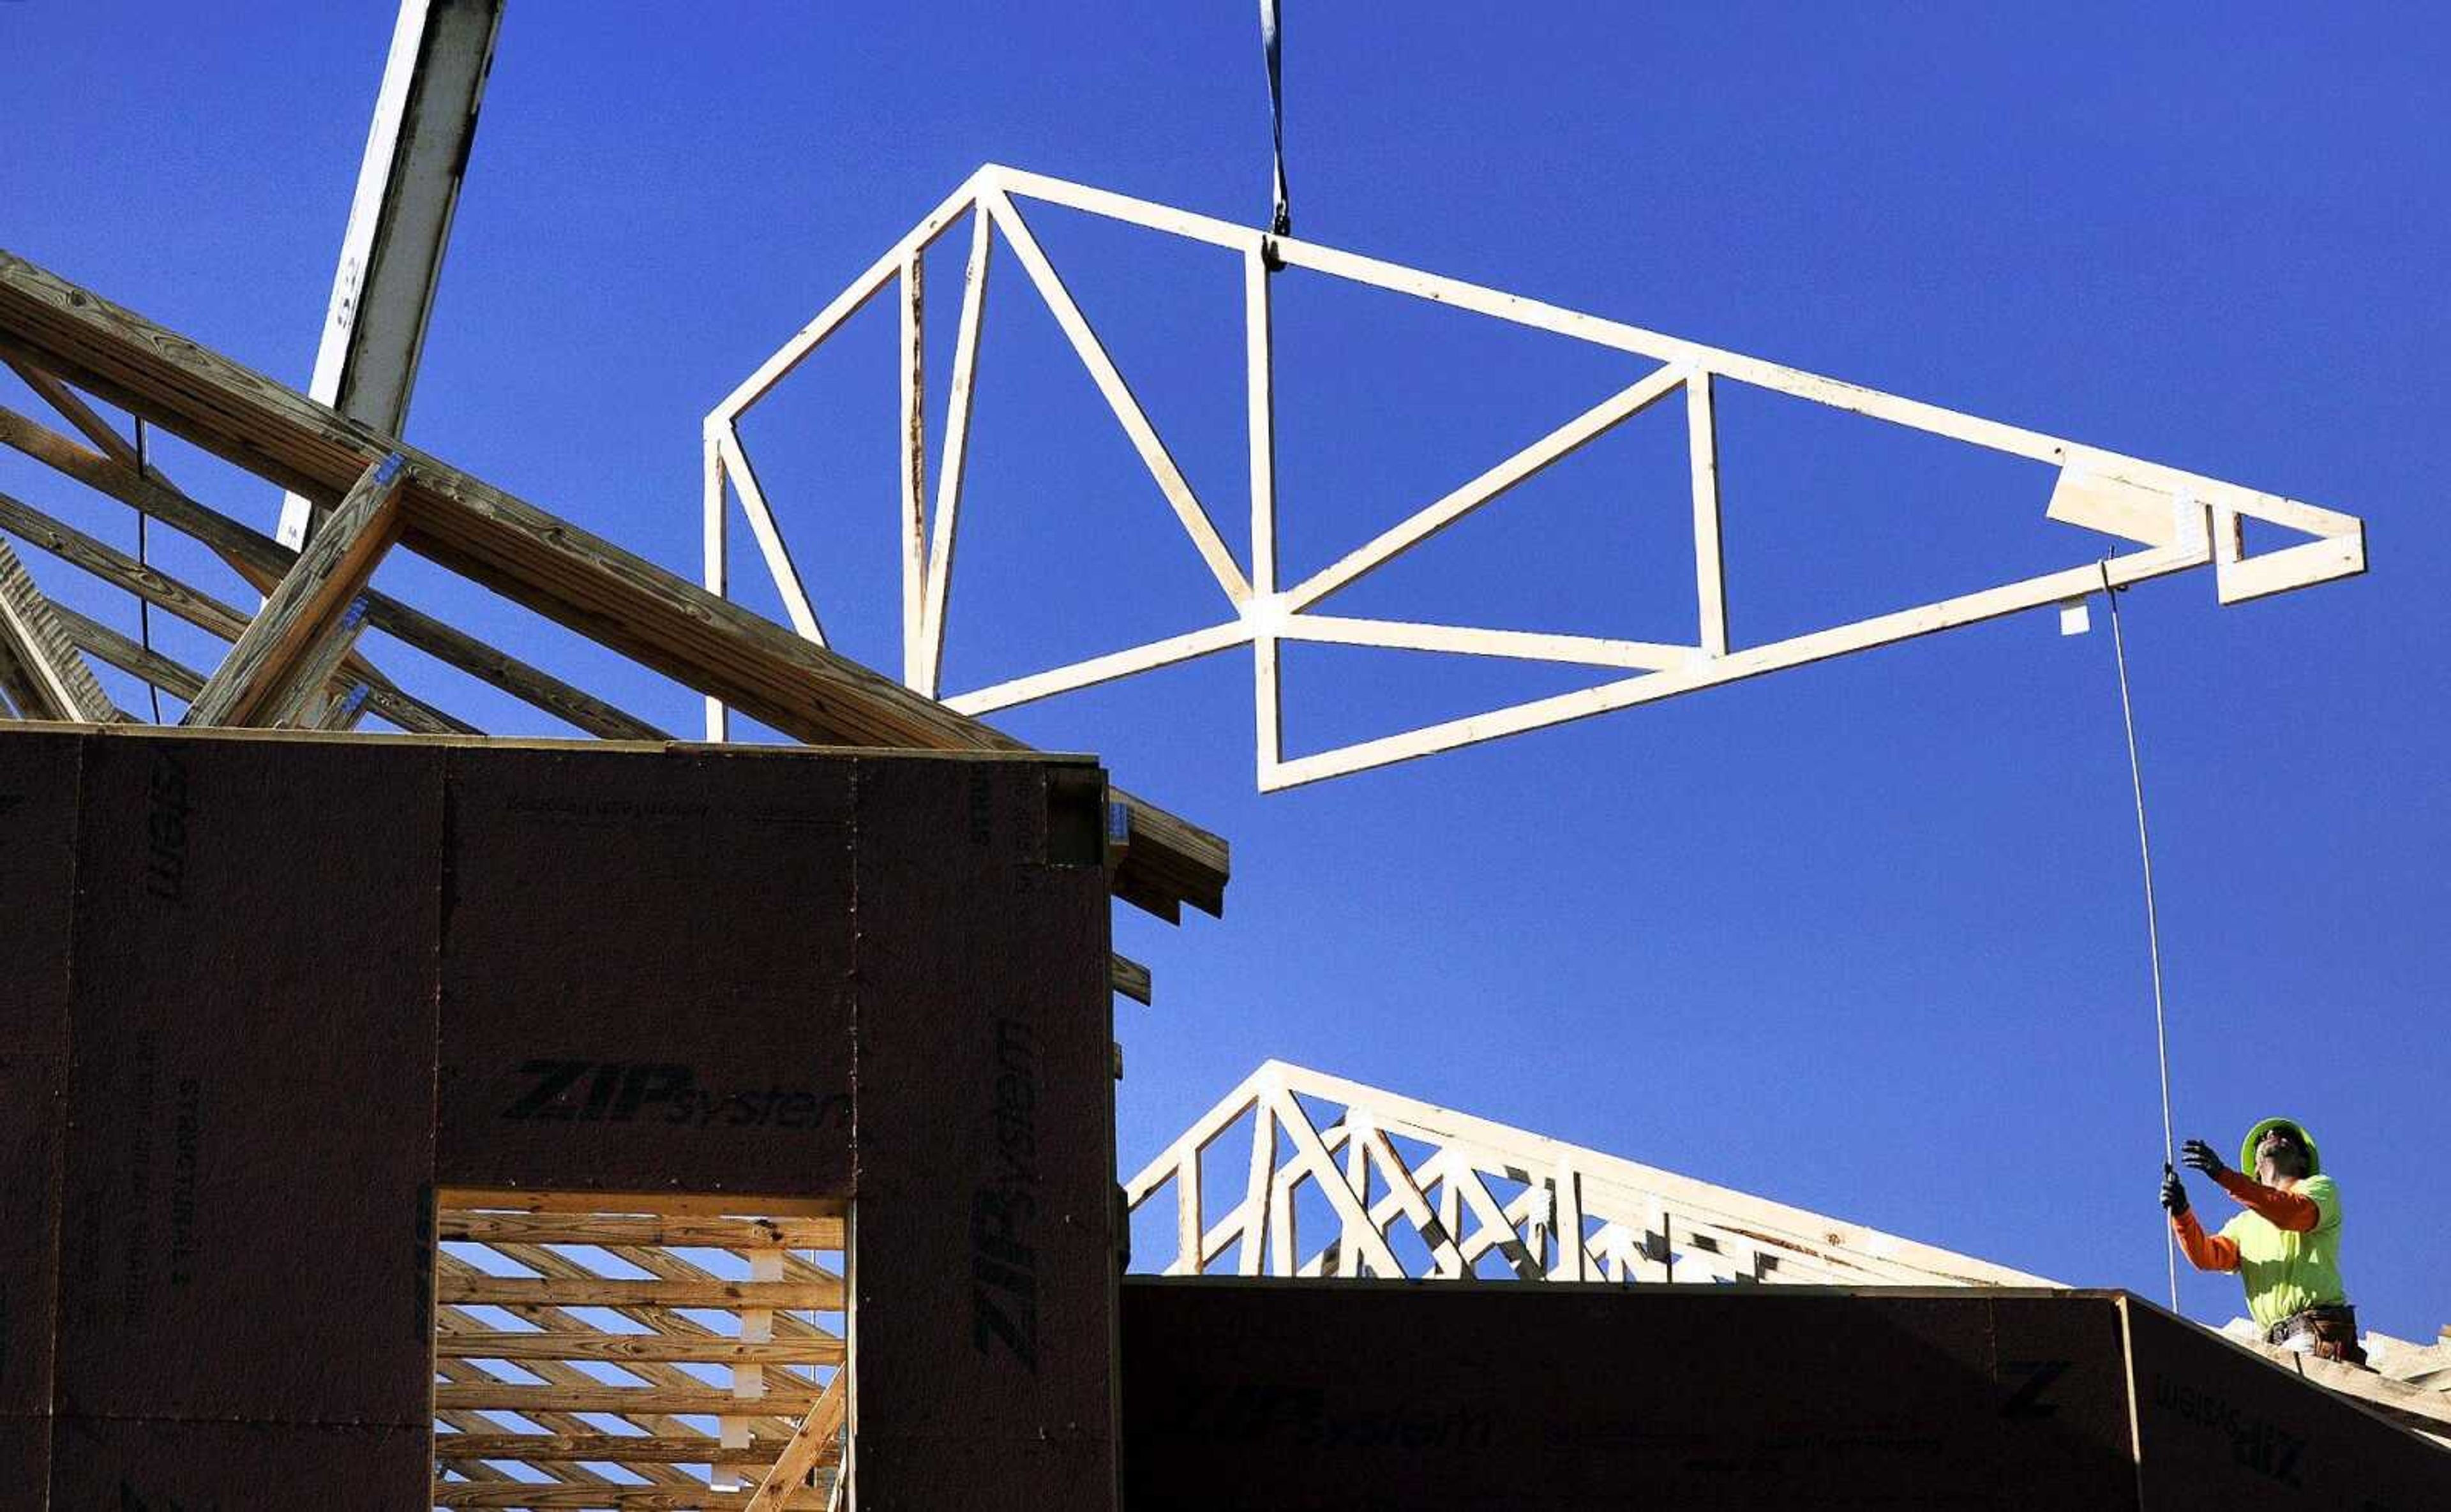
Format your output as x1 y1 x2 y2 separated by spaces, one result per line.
0 728 77 1058
2124 1296 2451 1507
1120 1280 2143 1510
851 754 1119 1511
54 733 444 1430
0 729 77 1473
47 1415 429 1510
435 743 858 1200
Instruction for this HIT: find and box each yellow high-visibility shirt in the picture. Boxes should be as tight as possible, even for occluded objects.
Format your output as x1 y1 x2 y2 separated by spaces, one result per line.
2219 1173 2346 1329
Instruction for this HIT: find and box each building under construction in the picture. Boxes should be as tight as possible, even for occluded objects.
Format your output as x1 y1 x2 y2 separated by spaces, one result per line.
2 6 2445 1509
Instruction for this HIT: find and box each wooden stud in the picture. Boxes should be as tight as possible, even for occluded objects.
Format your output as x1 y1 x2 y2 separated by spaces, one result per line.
746 1372 848 1511
1245 246 1284 775
182 453 408 728
917 206 994 697
703 424 731 742
899 253 927 685
1688 369 1728 657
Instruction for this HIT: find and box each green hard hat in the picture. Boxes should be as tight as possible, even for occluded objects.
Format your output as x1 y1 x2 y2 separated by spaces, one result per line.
2240 1118 2320 1176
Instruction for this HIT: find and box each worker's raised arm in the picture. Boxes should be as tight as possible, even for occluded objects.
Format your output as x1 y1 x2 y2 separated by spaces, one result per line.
2211 1169 2322 1232
2180 1137 2321 1233
2160 1167 2240 1271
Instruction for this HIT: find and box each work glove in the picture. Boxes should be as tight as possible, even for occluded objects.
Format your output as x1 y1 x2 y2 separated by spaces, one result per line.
2178 1138 2228 1180
2159 1165 2189 1216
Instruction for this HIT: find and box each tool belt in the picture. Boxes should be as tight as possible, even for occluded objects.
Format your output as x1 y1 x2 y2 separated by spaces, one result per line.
2265 1303 2368 1366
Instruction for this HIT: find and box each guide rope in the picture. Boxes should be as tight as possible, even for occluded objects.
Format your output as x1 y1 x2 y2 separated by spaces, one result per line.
2101 559 2179 1313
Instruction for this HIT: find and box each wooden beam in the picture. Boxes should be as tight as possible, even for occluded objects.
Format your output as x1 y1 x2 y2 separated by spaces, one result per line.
1245 244 1284 774
917 204 994 696
0 536 117 721
262 596 375 728
183 453 408 728
433 1485 827 1509
1277 613 1690 670
1689 370 1728 657
433 1382 826 1415
276 0 504 547
899 252 927 682
438 1331 842 1366
0 250 1226 919
55 603 204 702
435 1434 774 1466
0 485 469 733
745 1373 849 1511
1110 951 1153 1005
0 404 654 739
436 1275 842 1311
439 1211 842 1248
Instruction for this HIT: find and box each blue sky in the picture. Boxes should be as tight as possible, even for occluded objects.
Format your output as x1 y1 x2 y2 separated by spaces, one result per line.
6 4 2445 1338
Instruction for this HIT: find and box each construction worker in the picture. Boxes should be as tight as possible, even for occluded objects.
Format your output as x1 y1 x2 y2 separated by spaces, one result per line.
2158 1118 2367 1366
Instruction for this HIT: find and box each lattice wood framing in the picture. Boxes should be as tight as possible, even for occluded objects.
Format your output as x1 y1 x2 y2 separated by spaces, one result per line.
1127 1061 2055 1289
431 1204 847 1511
709 165 2368 790
0 243 1227 948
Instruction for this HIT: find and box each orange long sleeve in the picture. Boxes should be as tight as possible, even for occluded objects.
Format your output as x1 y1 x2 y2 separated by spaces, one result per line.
2214 1169 2320 1233
2171 1208 2239 1271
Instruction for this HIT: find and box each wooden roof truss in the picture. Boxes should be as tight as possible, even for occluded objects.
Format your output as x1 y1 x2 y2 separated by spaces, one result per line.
0 244 1229 944
709 165 2367 790
1127 1060 2057 1289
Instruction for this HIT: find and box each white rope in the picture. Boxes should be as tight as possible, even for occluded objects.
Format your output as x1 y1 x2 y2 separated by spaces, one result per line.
2100 560 2180 1313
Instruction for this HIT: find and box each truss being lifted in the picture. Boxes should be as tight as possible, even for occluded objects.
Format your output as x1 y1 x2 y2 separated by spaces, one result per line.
1127 1061 2053 1288
708 165 2369 790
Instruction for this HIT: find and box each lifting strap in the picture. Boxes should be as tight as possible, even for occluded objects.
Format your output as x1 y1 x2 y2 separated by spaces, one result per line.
1259 0 1291 242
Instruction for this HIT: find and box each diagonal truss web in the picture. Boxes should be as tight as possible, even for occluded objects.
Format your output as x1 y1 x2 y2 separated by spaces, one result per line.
930 199 1255 709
